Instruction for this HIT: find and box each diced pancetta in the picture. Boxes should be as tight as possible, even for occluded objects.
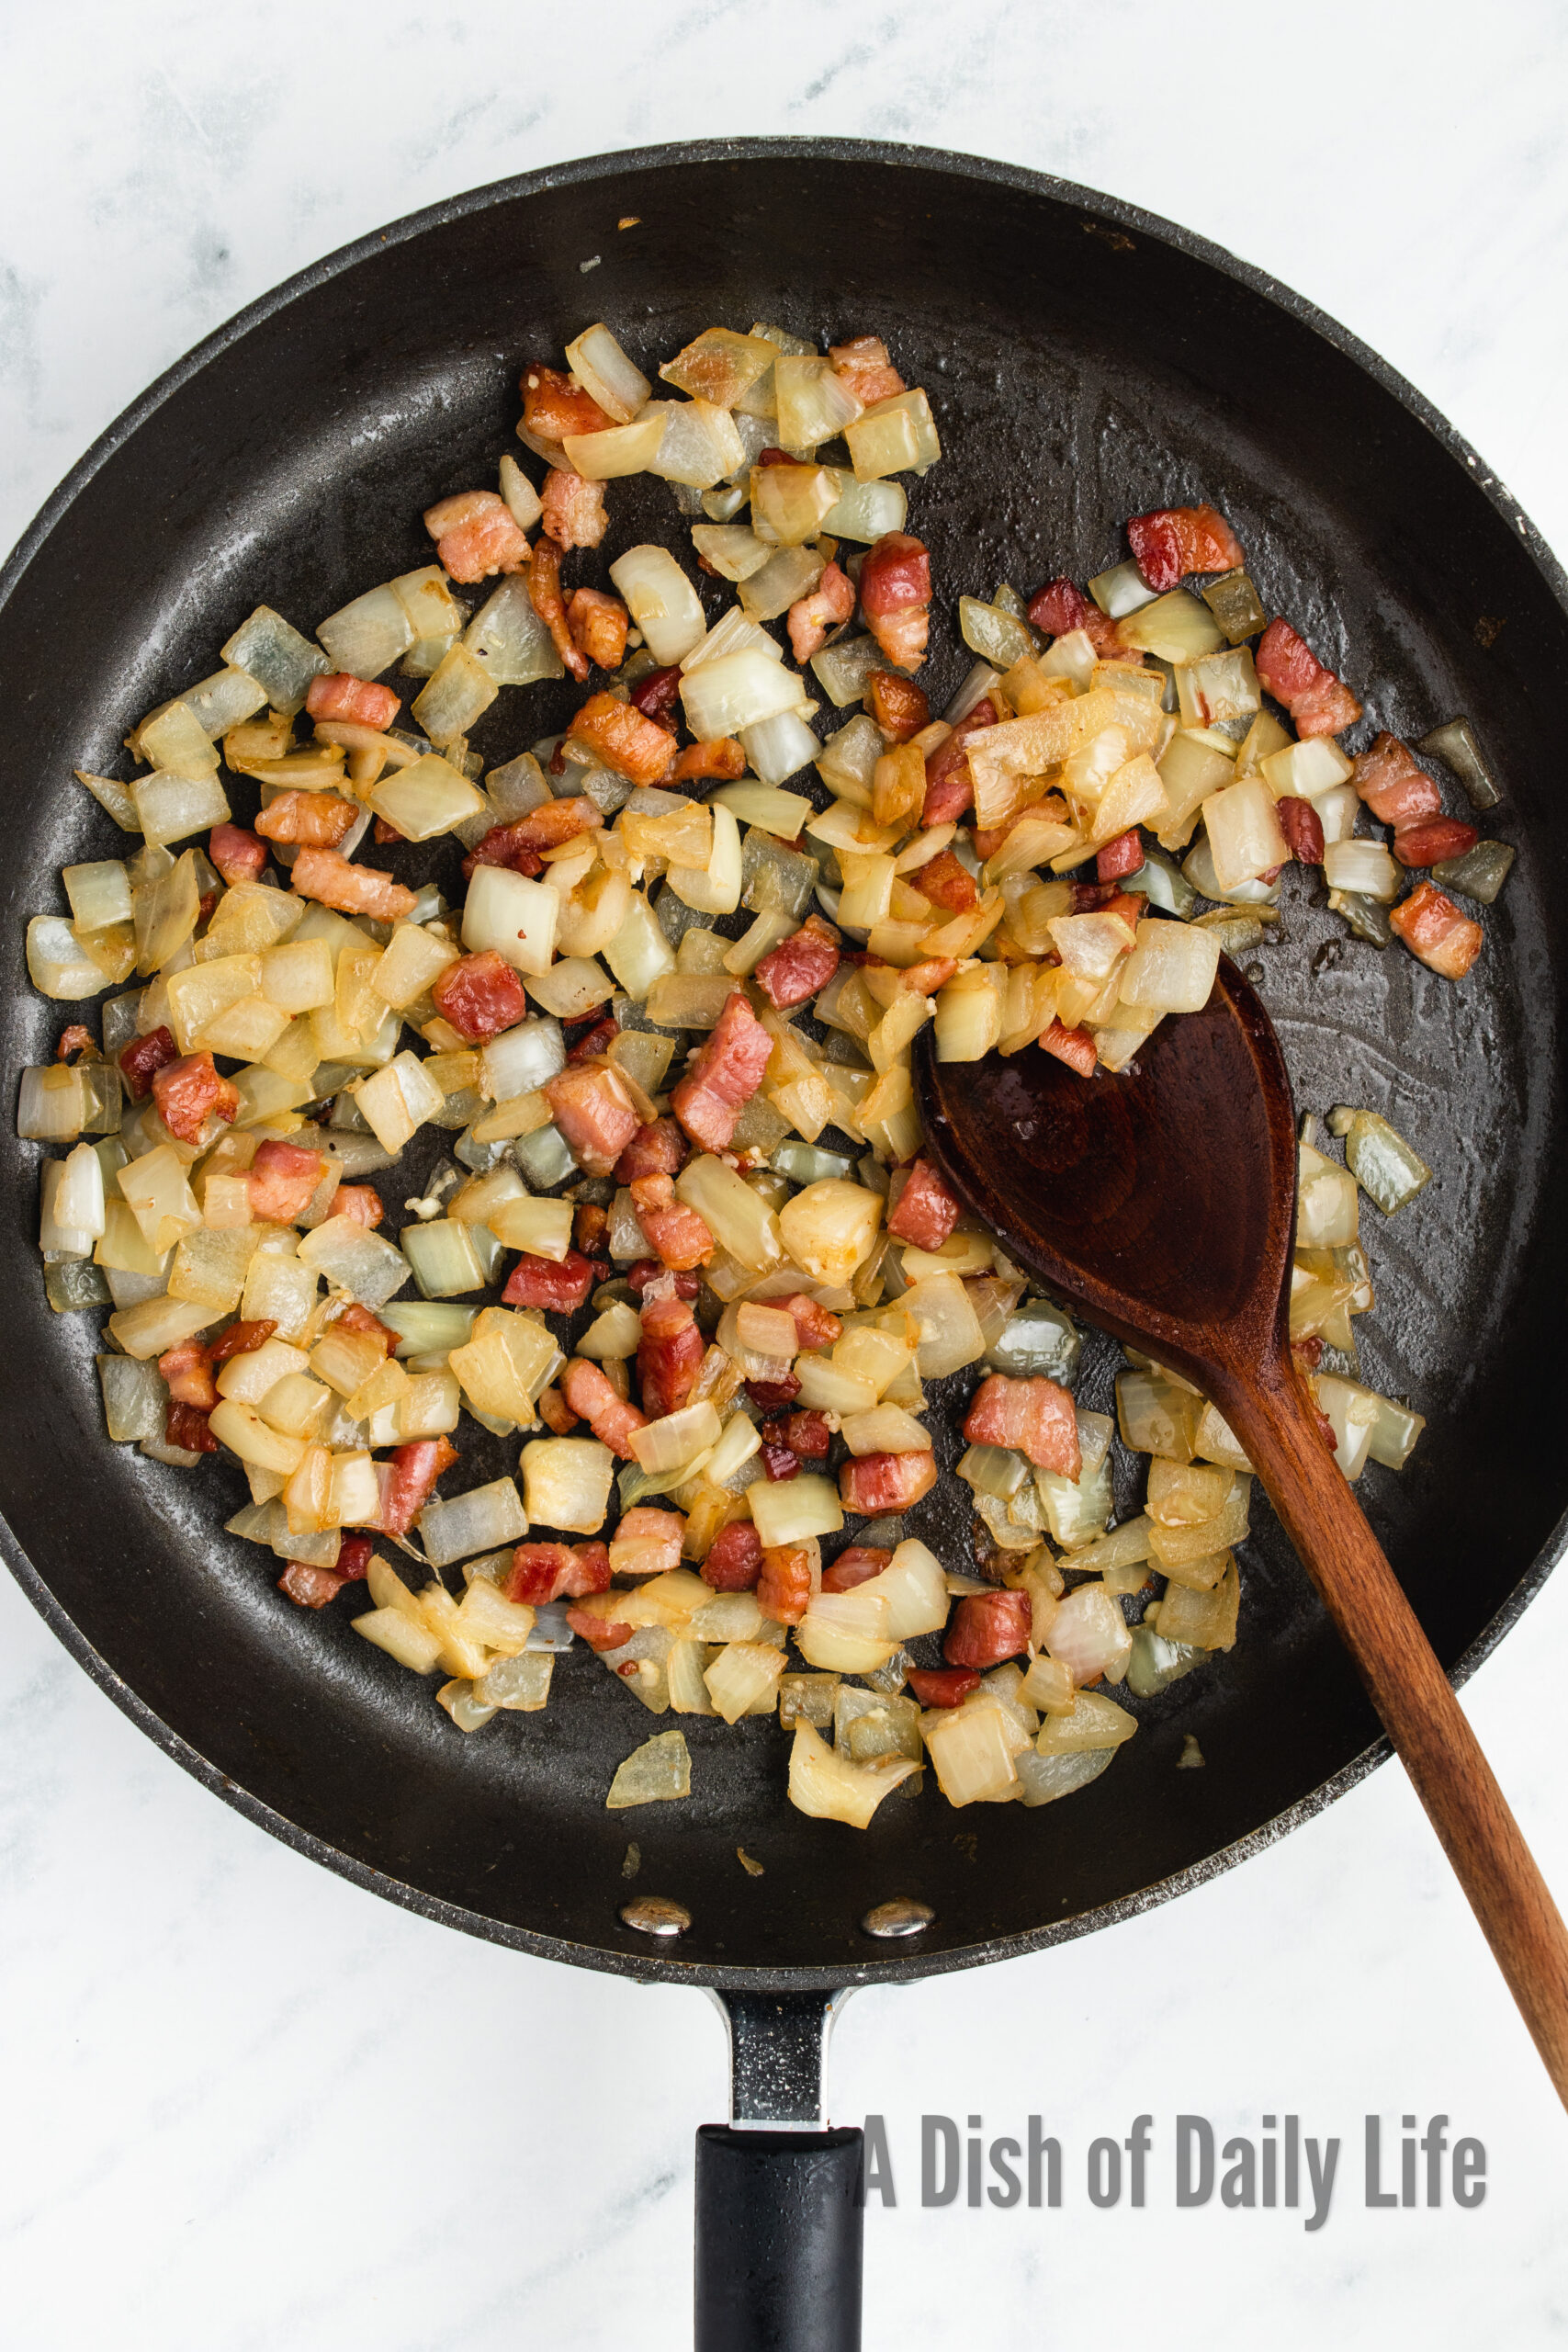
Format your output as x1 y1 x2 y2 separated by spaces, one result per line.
561 1356 649 1459
886 1158 961 1252
290 847 417 921
963 1374 1081 1476
943 1589 1032 1668
1388 883 1484 980
502 1250 600 1313
839 1450 938 1515
637 1292 705 1419
431 950 529 1043
545 1062 642 1177
671 989 773 1150
1256 618 1362 738
752 914 840 1011
305 672 400 729
1126 503 1245 592
152 1051 239 1145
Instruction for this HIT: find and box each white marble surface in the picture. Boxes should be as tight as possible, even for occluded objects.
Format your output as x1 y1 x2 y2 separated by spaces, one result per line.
4 4 1568 2344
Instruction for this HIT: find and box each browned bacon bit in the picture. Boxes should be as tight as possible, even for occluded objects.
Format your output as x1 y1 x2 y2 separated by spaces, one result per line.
248 1138 327 1224
568 586 629 671
1126 503 1245 593
897 955 959 999
502 1250 600 1313
671 989 773 1150
886 1158 961 1252
839 1450 937 1514
164 1394 216 1452
1351 733 1443 829
278 1561 347 1609
1096 829 1145 883
209 822 267 886
1026 576 1094 639
510 1533 606 1609
637 1291 705 1419
1292 1334 1325 1373
291 846 417 921
541 466 607 551
746 1374 801 1412
785 560 855 664
561 1356 649 1459
822 1544 892 1593
670 737 747 783
431 951 528 1045
567 690 679 786
336 1534 374 1581
758 1543 814 1625
254 789 358 849
55 1024 95 1063
565 1012 619 1065
525 534 587 682
1275 797 1325 865
374 1435 458 1539
118 1024 179 1101
866 670 931 743
574 1202 610 1257
781 1293 841 1351
423 489 531 582
209 1318 278 1364
829 334 906 404
537 1385 579 1436
1256 618 1362 738
626 1258 702 1298
1039 1017 1099 1078
911 849 977 915
752 914 840 1012
702 1520 764 1592
546 1062 641 1178
628 664 682 725
1393 816 1480 868
159 1340 218 1408
629 1173 714 1270
373 819 405 845
569 1606 637 1652
944 1589 1032 1668
757 447 805 468
615 1116 689 1183
305 672 400 730
761 1442 799 1482
907 1665 982 1709
859 531 931 671
1389 882 1484 980
964 1374 1081 1477
921 696 998 826
784 1409 832 1458
1069 878 1118 913
521 363 615 445
153 1051 240 1145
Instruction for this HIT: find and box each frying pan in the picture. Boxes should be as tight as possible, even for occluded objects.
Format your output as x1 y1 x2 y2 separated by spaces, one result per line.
2 137 1565 2350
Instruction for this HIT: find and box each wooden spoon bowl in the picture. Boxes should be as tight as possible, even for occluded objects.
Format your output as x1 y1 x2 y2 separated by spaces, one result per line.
913 966 1568 2105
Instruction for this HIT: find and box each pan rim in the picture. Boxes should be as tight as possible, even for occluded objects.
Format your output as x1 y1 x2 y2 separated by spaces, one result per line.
3 133 1563 1992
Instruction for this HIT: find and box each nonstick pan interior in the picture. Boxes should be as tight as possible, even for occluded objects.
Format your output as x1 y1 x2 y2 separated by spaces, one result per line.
1 140 1563 1988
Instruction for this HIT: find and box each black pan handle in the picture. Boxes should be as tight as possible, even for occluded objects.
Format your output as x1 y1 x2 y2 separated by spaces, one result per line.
695 1990 862 2352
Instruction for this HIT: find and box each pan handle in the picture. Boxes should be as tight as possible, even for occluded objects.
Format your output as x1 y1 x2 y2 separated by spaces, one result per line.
695 1989 862 2352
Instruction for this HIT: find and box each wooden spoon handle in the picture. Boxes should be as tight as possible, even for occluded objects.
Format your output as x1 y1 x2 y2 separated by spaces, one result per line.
1222 1356 1568 2109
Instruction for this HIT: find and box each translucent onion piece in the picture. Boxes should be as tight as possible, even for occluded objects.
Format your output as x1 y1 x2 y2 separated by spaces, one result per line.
608 545 706 665
1013 1747 1115 1807
606 1727 692 1808
749 1472 843 1550
566 322 651 423
680 648 807 742
221 605 329 714
1331 1108 1432 1214
787 1720 917 1826
417 1476 527 1567
317 581 415 678
922 1701 1027 1807
464 578 564 687
463 865 558 977
739 710 822 788
704 1641 786 1725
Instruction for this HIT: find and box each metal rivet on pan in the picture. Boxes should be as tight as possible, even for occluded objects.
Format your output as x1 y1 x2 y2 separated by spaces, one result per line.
620 1895 691 1938
862 1898 934 1939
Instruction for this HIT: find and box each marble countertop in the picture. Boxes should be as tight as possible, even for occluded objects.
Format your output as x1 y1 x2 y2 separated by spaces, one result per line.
3 6 1566 2345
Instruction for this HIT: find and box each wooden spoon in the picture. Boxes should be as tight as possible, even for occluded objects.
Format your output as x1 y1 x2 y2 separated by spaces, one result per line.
912 962 1568 2107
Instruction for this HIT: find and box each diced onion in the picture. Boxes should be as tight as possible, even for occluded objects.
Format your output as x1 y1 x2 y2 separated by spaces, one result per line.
787 1720 917 1826
749 1472 843 1550
680 649 807 742
608 545 706 664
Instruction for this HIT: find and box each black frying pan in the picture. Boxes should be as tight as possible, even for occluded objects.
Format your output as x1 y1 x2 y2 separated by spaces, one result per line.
3 139 1565 2350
